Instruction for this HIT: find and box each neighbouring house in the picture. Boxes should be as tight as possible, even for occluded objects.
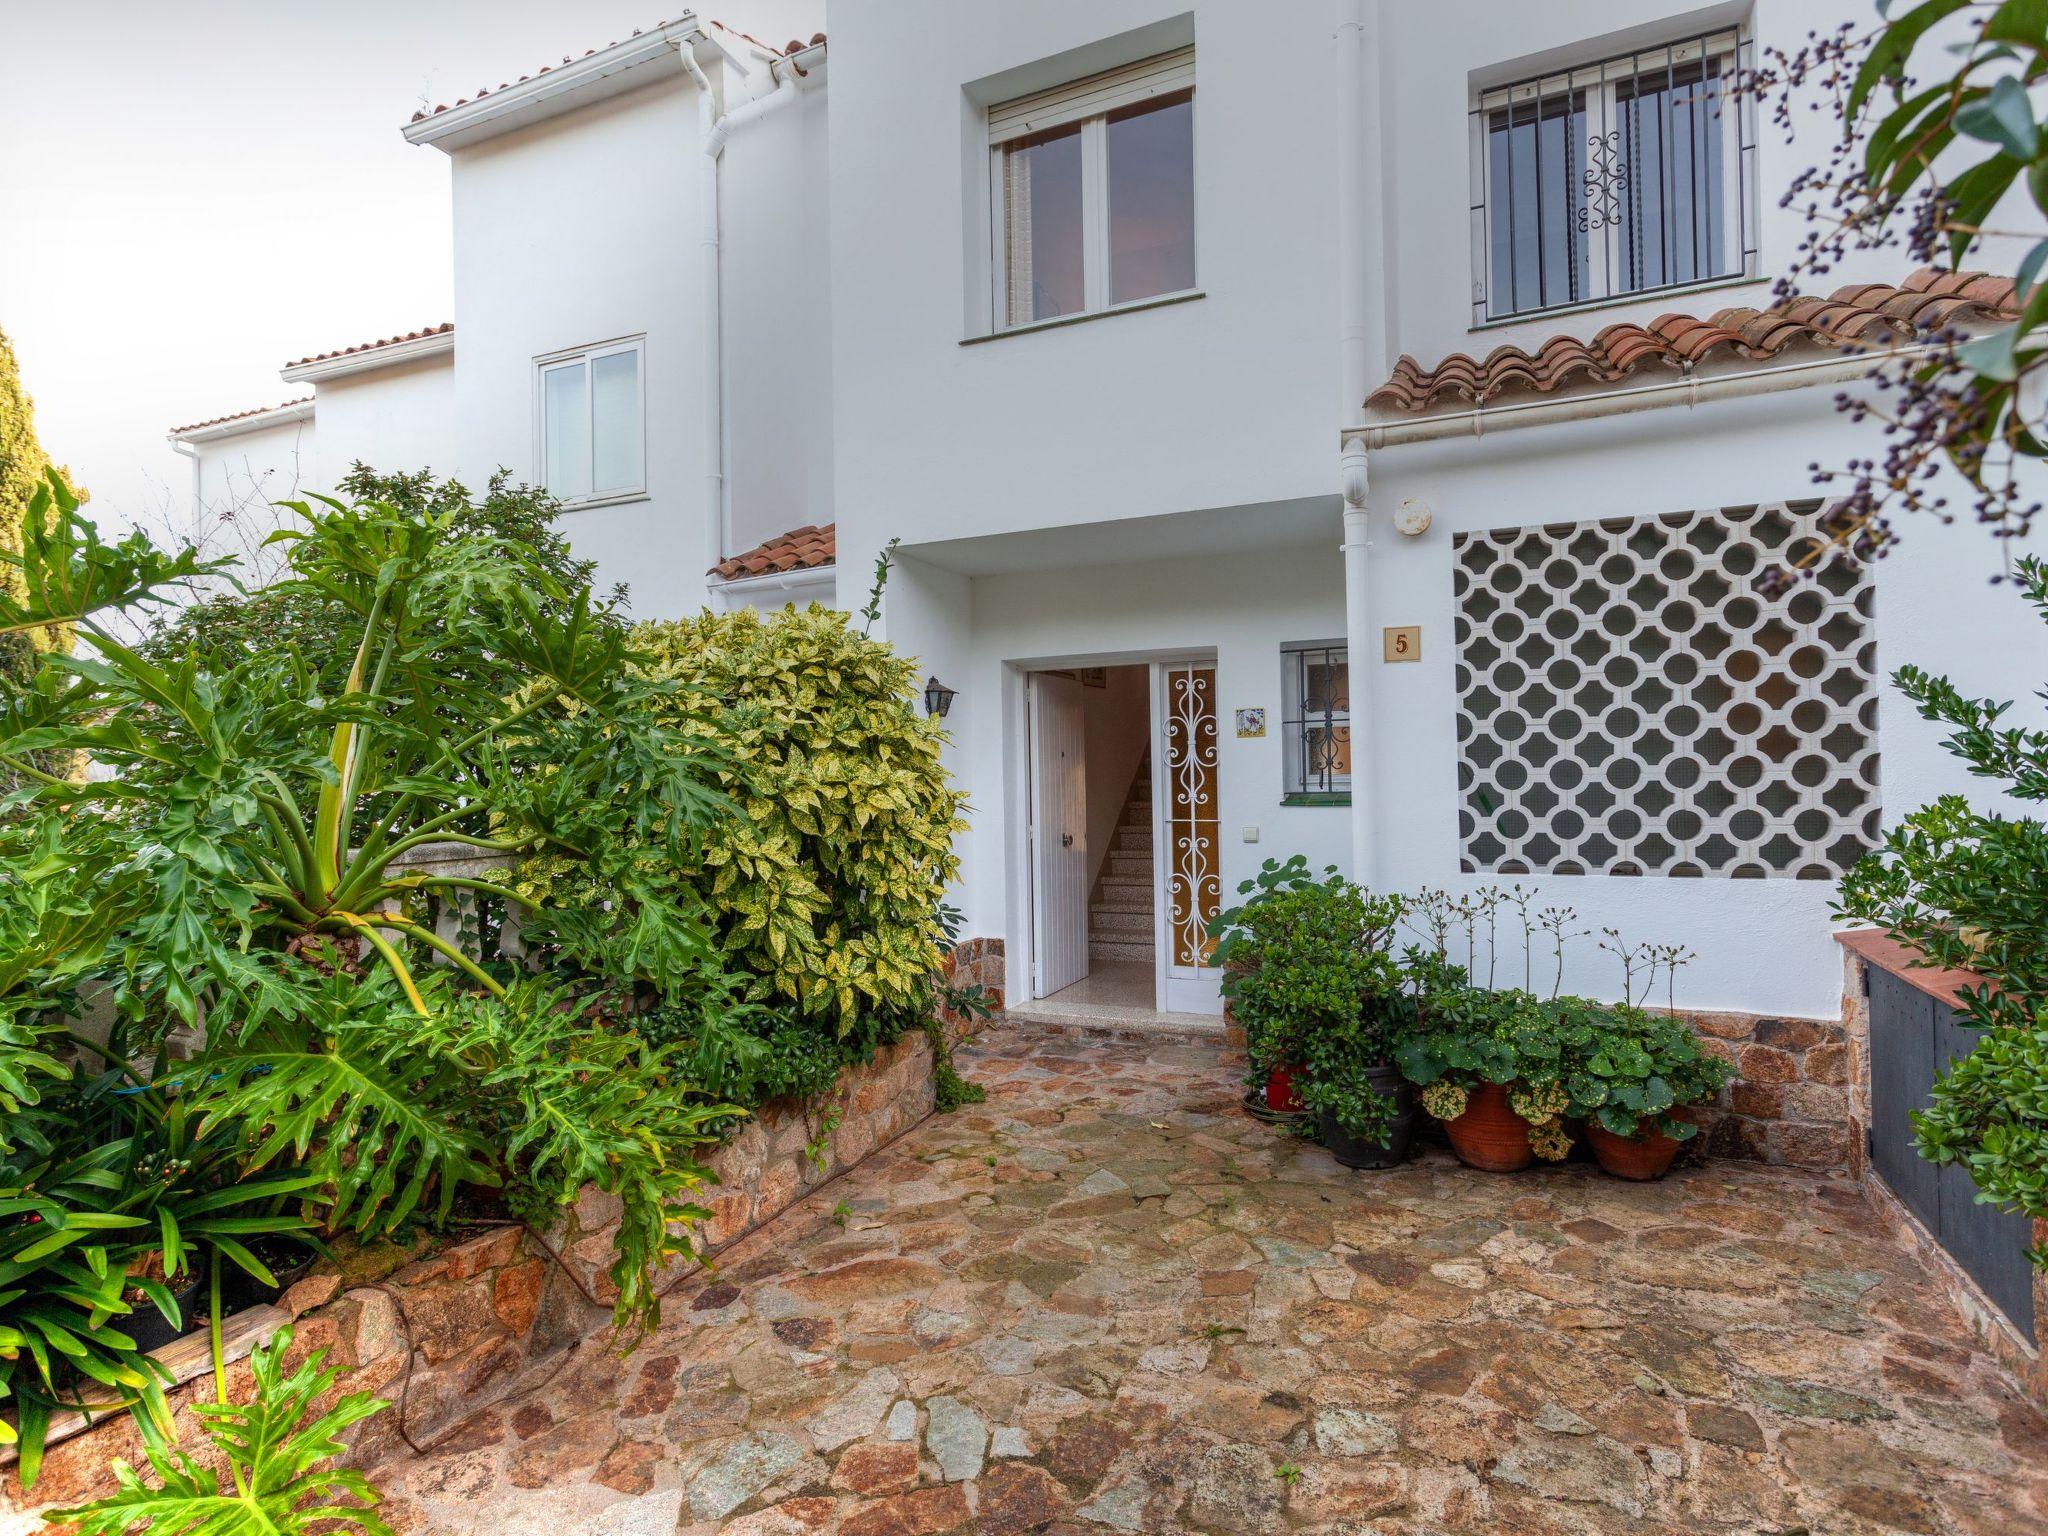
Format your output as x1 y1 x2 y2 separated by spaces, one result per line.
167 1 2044 1038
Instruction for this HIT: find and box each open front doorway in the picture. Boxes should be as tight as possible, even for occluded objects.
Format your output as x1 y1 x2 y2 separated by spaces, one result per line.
1023 659 1223 1026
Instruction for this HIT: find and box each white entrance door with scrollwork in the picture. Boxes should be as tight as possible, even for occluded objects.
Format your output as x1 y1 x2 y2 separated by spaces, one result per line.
1154 661 1223 1014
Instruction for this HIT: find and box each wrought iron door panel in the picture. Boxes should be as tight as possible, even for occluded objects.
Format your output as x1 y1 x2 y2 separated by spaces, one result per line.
1164 664 1218 971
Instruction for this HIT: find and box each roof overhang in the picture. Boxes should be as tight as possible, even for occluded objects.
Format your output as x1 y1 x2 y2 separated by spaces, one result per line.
401 15 744 152
168 399 314 446
281 327 455 383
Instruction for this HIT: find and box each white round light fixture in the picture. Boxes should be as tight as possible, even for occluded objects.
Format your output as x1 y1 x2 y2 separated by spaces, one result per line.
1394 497 1433 537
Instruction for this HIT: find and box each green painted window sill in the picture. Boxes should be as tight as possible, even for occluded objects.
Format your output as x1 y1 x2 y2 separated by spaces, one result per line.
1281 792 1351 807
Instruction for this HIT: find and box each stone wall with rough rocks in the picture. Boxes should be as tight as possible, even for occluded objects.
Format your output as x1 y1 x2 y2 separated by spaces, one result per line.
8 1031 940 1519
1686 1003 1862 1170
939 937 1005 1040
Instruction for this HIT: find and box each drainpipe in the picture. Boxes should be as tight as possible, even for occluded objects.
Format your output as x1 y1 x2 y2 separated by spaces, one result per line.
1335 0 1370 416
169 438 202 546
1340 438 1375 888
676 36 801 584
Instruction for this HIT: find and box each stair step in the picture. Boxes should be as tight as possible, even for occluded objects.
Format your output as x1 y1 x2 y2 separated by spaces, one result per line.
1089 938 1155 963
1115 828 1153 853
1107 852 1152 878
1092 887 1154 915
1089 907 1153 936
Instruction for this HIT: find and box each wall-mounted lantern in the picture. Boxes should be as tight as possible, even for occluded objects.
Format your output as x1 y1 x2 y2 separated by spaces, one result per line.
923 676 957 719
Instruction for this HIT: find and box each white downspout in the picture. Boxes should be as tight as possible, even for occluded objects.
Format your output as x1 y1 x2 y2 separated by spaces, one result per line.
1340 440 1375 888
1335 0 1370 416
169 439 202 546
677 38 801 583
1336 0 1377 889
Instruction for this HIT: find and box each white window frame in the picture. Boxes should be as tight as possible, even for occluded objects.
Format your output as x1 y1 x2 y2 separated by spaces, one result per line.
533 336 647 508
987 46 1197 333
1470 28 1755 325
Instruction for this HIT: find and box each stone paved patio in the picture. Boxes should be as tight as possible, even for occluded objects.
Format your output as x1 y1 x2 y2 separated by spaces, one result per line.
368 1028 2048 1534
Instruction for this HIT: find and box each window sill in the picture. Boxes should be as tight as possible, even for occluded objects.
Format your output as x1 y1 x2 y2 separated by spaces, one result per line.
556 490 651 513
962 288 1205 345
1470 271 1769 333
1281 792 1351 808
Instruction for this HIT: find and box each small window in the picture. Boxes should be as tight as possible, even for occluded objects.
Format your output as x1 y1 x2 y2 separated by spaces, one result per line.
1471 28 1754 322
537 339 644 503
989 48 1196 329
1282 643 1351 801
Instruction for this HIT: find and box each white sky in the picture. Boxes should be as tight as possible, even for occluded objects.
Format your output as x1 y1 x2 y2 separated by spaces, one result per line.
0 0 687 533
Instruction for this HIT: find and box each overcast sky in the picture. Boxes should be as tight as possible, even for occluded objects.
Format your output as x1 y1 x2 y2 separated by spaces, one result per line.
0 0 681 532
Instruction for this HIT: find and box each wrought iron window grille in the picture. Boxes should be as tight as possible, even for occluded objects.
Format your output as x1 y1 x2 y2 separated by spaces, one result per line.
1282 643 1352 799
1469 27 1758 324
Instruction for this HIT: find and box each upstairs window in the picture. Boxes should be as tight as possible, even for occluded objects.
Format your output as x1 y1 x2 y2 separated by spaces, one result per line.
1282 642 1351 802
1470 28 1755 322
537 338 644 504
989 47 1196 329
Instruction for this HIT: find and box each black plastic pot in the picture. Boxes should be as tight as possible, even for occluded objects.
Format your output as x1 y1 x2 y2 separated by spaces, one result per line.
127 1274 203 1354
1318 1066 1415 1170
219 1236 319 1314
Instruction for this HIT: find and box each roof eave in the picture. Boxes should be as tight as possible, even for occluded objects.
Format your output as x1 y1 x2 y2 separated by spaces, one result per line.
168 400 315 445
280 329 455 383
401 14 728 152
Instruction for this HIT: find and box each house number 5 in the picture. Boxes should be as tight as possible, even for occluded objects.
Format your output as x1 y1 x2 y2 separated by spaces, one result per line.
1383 626 1420 663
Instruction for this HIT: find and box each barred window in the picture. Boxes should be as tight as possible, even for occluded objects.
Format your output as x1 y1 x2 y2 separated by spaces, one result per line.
1454 504 1878 878
1282 643 1351 801
1471 28 1756 322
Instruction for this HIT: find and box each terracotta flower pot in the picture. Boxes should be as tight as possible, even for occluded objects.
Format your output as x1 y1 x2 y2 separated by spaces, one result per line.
1586 1120 1681 1181
1443 1082 1535 1172
1265 1065 1306 1113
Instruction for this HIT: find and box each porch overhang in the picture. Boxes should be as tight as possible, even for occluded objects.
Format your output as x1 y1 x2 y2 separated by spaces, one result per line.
897 493 1341 579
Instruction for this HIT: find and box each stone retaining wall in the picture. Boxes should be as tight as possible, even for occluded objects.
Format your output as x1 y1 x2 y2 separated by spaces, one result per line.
1687 999 1861 1170
8 1031 940 1519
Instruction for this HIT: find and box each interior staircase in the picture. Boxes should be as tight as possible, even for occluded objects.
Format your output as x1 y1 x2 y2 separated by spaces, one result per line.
1089 755 1155 967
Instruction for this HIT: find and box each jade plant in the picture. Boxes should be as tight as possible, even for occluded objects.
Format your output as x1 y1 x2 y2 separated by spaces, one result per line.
1207 858 1403 1108
1837 555 2048 1254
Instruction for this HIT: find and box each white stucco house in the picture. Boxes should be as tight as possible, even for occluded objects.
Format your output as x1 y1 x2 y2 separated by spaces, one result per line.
168 1 2045 1034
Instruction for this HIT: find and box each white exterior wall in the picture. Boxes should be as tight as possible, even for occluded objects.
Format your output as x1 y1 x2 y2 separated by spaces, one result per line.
308 357 454 489
721 75 835 559
182 415 314 556
827 0 1343 593
446 75 716 621
1366 388 2048 1020
830 0 2048 1022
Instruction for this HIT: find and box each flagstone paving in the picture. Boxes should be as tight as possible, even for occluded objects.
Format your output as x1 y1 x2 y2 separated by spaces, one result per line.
367 1028 2048 1534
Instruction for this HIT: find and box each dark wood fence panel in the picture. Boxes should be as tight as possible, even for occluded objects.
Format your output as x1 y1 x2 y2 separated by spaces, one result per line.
1866 964 2036 1342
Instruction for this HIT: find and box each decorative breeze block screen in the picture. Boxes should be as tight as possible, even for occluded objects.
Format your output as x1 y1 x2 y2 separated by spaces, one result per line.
1454 502 1878 879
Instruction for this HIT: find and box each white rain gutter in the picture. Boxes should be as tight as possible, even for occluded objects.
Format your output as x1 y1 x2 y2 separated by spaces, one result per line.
709 563 836 609
676 35 803 580
1346 345 1936 452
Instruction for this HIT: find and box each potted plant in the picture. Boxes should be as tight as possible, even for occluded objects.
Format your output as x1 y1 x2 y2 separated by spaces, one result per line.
1394 956 1586 1171
1297 992 1415 1168
1208 863 1408 1160
1569 1005 1733 1180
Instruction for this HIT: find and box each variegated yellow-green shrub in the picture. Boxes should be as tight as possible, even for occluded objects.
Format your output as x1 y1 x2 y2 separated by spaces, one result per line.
518 604 966 1035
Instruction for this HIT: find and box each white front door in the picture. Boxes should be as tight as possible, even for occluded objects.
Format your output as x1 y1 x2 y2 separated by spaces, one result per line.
1029 671 1089 998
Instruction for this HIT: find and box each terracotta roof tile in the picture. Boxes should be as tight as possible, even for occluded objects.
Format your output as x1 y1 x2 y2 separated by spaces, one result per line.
287 323 452 369
168 398 312 437
710 523 835 581
409 19 791 123
1365 268 2020 413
